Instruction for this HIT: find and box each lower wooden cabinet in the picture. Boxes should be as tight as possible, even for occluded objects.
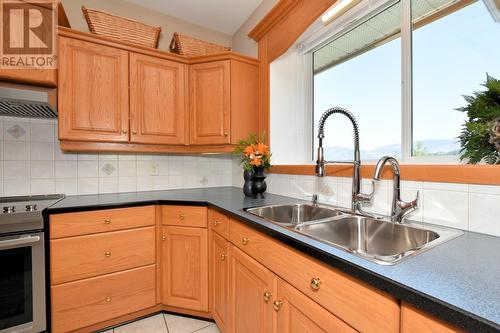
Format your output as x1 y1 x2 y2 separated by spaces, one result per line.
51 265 156 333
228 244 277 333
162 225 209 311
401 303 463 333
211 232 229 332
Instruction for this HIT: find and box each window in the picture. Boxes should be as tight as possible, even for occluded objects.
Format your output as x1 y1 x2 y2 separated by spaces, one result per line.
312 0 500 162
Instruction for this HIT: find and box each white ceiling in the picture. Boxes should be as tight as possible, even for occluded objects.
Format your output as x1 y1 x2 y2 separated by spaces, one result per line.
123 0 263 35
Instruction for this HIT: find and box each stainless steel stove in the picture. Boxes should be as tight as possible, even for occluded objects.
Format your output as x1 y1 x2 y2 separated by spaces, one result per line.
0 194 64 333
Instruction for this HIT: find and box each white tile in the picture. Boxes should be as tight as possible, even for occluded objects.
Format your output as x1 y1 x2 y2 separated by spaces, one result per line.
30 161 54 179
157 161 169 175
31 123 55 142
55 178 77 195
99 153 118 160
468 193 500 237
77 153 98 161
207 174 222 187
99 161 118 177
137 176 153 191
468 184 500 195
164 314 212 333
4 161 29 180
168 176 183 189
99 177 118 194
118 160 136 177
152 176 169 190
4 141 29 160
168 158 184 176
30 142 54 160
152 154 169 161
119 177 136 192
424 182 468 192
118 153 137 161
77 178 98 195
137 161 154 176
78 160 98 178
55 161 77 178
54 142 77 161
423 190 468 230
137 154 153 161
337 181 352 209
115 314 167 333
31 179 55 194
362 180 390 215
318 177 338 206
4 180 29 196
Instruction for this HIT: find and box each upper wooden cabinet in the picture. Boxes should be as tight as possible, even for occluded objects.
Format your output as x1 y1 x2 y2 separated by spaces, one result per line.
189 59 258 145
58 36 129 142
130 53 187 145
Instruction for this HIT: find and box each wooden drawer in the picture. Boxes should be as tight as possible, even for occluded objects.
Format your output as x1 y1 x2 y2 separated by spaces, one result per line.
229 219 399 333
401 303 463 333
50 206 155 239
51 226 155 285
209 208 229 238
51 265 156 333
162 205 207 227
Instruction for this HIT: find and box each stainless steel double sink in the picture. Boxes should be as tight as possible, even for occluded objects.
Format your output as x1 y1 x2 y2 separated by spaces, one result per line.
244 204 462 265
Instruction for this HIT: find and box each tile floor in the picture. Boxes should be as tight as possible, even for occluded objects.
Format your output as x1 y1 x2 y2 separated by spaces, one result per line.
100 313 220 333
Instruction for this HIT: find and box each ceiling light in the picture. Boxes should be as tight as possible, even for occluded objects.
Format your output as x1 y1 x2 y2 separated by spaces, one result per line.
321 0 361 23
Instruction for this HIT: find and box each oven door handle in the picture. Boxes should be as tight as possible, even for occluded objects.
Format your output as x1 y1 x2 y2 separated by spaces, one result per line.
0 235 41 248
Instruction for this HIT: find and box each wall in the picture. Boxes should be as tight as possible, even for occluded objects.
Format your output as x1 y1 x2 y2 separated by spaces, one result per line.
60 0 232 52
0 117 235 196
231 0 279 57
265 173 500 238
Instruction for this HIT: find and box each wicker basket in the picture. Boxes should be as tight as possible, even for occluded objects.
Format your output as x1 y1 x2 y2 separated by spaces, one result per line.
169 32 230 57
82 6 161 49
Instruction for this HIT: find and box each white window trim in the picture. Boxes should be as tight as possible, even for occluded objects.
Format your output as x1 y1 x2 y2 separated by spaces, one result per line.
306 0 464 165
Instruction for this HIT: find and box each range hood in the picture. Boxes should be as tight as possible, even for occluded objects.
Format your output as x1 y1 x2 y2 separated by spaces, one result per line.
0 82 57 118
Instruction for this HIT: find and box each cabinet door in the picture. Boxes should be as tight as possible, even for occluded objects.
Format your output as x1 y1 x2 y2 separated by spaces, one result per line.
189 61 230 145
58 36 129 142
162 226 208 311
276 278 356 333
130 53 187 145
211 232 229 332
401 303 463 333
228 244 276 333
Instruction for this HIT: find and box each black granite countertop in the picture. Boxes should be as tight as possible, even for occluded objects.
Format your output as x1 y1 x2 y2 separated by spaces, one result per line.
46 187 500 333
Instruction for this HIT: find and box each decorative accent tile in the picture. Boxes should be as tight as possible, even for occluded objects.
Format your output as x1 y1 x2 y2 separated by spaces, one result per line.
101 163 116 176
7 124 26 139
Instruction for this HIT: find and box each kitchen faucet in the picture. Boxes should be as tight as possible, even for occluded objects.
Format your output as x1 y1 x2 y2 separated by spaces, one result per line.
373 156 419 222
315 107 373 211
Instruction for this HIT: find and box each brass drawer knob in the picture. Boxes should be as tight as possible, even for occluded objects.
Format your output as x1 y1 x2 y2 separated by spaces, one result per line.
132 130 137 134
104 218 111 224
179 214 185 220
273 300 283 311
220 253 227 261
122 129 127 134
105 251 112 257
223 131 228 136
241 237 249 245
310 277 322 290
162 235 166 241
106 296 112 302
263 291 272 302
213 220 220 227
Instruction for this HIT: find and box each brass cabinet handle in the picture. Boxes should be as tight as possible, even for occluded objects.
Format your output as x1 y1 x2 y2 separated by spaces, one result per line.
161 235 166 241
273 300 283 311
241 237 249 245
223 131 228 136
105 251 112 257
220 253 227 261
132 130 137 134
213 220 220 227
105 296 112 302
104 218 111 224
179 214 185 220
122 129 127 134
263 291 272 302
310 277 322 290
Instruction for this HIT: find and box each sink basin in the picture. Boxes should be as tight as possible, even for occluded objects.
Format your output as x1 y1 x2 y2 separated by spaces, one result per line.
295 216 442 264
245 204 344 226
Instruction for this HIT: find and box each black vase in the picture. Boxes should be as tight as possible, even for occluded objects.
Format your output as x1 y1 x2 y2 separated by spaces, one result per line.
251 166 267 197
243 169 254 197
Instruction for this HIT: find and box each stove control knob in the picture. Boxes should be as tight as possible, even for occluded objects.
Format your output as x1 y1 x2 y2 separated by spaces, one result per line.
3 206 16 213
25 204 38 212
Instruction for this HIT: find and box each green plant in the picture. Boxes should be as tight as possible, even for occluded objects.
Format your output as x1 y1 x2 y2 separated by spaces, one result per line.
457 74 500 164
233 133 272 171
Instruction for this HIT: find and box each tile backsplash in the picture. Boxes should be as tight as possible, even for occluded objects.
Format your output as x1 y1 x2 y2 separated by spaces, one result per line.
0 117 235 196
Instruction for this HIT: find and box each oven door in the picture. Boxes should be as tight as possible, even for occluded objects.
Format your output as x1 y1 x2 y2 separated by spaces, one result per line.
0 232 45 333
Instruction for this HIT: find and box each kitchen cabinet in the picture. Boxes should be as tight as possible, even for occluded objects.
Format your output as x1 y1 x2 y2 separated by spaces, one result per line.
58 36 129 142
130 53 187 145
211 231 229 332
228 244 277 333
189 59 259 145
161 225 209 311
401 303 463 333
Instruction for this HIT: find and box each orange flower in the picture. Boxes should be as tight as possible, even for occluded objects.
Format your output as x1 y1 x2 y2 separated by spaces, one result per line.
243 145 255 156
256 143 269 155
250 156 262 167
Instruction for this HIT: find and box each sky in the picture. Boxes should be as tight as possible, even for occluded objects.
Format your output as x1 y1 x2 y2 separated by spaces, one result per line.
313 0 500 154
